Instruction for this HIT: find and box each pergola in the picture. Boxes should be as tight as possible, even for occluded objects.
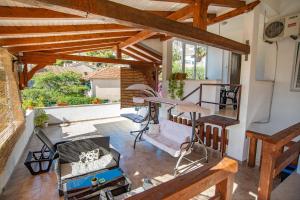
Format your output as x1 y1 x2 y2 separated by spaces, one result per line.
0 0 259 89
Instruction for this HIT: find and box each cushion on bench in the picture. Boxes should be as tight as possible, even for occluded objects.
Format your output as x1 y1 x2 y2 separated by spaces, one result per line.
144 119 192 157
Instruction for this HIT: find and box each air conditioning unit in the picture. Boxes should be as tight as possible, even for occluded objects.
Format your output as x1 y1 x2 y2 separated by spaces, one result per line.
264 13 300 42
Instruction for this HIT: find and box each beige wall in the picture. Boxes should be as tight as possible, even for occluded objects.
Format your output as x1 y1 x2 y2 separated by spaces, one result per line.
91 79 120 101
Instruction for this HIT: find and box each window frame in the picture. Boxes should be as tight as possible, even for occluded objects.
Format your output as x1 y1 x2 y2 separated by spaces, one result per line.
172 39 208 80
291 42 300 92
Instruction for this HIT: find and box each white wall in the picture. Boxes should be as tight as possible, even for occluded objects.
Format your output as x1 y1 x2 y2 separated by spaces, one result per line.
141 39 163 54
44 103 134 124
91 79 120 101
0 110 35 193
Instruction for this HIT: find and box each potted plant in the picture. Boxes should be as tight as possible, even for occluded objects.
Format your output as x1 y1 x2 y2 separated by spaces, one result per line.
92 98 101 104
22 99 34 110
56 97 68 106
34 108 49 128
168 73 186 99
91 177 98 186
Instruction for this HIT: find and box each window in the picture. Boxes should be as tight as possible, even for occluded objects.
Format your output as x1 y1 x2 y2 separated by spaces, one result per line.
172 39 207 80
291 42 300 91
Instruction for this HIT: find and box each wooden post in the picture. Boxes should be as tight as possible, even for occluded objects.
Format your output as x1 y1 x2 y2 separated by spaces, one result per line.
258 142 277 200
248 137 258 167
193 0 208 30
216 174 235 200
116 46 122 59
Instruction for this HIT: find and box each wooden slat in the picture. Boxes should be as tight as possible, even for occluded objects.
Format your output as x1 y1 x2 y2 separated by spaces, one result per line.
177 117 183 124
127 157 237 200
23 0 250 54
0 6 80 18
206 125 212 147
0 31 139 47
20 52 153 66
199 124 205 142
8 38 128 54
208 1 260 25
213 127 219 150
0 24 138 35
149 10 216 19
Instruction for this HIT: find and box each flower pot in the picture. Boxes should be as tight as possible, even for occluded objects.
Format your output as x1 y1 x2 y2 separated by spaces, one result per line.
91 178 98 186
175 73 187 80
57 102 68 106
43 122 48 128
27 106 34 110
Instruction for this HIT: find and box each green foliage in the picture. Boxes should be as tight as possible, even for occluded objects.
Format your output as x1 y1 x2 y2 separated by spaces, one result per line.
22 71 92 108
168 73 186 99
86 50 115 59
34 109 49 127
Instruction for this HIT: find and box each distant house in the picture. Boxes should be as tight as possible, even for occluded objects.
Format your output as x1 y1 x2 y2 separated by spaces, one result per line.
37 63 95 77
85 67 120 101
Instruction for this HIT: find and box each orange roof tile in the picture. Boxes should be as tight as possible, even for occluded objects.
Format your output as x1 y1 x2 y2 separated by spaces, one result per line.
85 67 120 80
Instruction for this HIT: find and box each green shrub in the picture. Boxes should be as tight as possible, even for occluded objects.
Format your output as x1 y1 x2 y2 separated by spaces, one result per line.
34 109 49 127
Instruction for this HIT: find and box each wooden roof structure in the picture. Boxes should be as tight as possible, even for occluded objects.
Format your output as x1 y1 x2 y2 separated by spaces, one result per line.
0 0 260 88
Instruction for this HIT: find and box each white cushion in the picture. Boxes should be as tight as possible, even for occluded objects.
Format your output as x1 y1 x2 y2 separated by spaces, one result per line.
148 124 160 135
144 119 192 157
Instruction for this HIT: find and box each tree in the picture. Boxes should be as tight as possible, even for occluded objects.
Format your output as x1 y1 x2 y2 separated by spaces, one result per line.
22 71 92 108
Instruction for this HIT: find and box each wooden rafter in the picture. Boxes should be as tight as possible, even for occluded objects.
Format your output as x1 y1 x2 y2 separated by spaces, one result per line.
20 52 153 66
7 38 128 54
19 0 249 54
132 44 162 62
149 10 216 19
0 6 81 18
0 31 139 47
0 24 138 36
27 64 48 81
118 5 194 49
57 46 114 55
208 0 260 25
125 47 158 63
151 0 246 8
121 49 143 61
42 42 119 54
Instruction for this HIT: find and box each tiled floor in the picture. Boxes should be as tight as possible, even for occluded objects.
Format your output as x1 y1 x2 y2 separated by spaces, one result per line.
0 117 261 200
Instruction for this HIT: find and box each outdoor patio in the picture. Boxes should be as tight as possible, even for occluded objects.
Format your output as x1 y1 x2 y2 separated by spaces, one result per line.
0 117 260 200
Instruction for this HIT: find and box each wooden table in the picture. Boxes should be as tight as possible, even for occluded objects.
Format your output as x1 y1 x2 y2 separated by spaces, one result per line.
63 168 131 200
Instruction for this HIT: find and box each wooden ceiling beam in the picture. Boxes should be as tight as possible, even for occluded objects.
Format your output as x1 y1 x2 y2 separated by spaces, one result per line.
118 5 194 49
193 0 208 30
209 0 246 8
7 37 128 54
57 46 114 55
126 47 158 62
20 52 153 66
42 42 119 54
151 0 246 8
149 10 216 19
0 6 81 18
0 24 138 36
0 31 139 47
208 0 260 25
121 49 143 61
132 44 162 61
16 0 250 54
